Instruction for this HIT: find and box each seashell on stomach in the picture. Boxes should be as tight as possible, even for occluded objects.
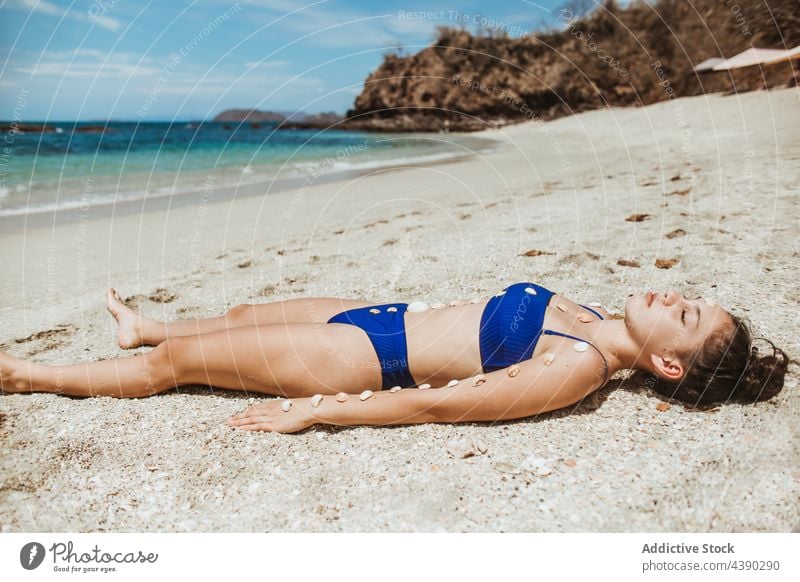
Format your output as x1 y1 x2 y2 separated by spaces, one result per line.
418 383 431 390
507 364 520 377
447 379 459 387
406 301 429 313
335 392 350 402
472 374 486 387
359 389 375 401
389 386 402 392
280 399 293 412
310 394 323 408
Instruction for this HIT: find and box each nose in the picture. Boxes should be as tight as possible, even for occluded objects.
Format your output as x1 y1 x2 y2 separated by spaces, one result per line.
664 290 679 306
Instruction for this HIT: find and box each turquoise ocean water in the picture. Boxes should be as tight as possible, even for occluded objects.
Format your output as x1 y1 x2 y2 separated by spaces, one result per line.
0 121 499 218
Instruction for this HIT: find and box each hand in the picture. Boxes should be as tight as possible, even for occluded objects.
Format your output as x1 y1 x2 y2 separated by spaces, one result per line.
226 398 316 434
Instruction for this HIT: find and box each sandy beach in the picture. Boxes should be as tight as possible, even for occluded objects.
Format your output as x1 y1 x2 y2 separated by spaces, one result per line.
1 87 798 532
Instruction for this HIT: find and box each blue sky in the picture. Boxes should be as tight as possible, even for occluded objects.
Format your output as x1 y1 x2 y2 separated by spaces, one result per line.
0 0 586 121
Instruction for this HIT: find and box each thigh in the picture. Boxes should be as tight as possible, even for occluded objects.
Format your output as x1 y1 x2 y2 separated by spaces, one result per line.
175 322 383 397
236 297 378 326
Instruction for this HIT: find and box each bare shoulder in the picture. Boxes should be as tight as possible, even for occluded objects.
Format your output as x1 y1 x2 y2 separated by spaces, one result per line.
581 300 611 319
533 342 608 394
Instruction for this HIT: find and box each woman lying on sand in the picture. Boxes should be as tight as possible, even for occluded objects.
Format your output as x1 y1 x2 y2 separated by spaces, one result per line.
0 282 789 433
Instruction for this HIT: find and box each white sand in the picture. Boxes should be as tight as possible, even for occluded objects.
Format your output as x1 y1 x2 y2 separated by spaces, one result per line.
1 88 798 532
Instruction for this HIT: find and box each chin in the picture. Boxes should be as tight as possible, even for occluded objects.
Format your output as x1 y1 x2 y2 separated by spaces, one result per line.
623 292 645 325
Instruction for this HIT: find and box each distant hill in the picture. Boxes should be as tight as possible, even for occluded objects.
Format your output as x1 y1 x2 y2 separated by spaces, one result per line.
212 109 287 122
339 0 800 132
212 109 344 129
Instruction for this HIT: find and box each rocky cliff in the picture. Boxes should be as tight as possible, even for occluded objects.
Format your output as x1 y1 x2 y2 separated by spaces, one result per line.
340 0 800 132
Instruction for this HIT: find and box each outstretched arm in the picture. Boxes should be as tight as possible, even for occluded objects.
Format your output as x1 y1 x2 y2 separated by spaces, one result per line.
227 347 607 433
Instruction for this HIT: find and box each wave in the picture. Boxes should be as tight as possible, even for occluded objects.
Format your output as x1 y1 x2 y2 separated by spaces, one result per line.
0 136 504 218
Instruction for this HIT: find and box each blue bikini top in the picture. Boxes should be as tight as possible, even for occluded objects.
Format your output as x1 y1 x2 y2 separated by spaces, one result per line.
478 282 610 387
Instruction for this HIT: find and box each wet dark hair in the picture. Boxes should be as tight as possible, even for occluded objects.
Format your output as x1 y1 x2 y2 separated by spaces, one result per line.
633 312 790 407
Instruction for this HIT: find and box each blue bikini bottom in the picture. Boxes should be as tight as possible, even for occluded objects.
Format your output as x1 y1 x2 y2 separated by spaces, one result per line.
326 303 417 390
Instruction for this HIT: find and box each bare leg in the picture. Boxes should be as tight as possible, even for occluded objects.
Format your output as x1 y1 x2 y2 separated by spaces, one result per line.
106 287 375 348
0 321 383 399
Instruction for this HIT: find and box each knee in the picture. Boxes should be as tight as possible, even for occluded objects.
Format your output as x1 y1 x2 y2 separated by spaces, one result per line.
225 303 254 323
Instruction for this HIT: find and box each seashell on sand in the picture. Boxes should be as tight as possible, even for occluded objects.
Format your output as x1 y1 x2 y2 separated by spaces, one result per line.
335 392 350 402
310 394 323 408
387 306 398 312
359 389 375 401
543 352 556 366
389 386 402 392
406 301 429 313
588 301 603 307
280 399 293 412
447 379 459 387
573 341 589 353
369 308 381 314
577 313 594 323
418 383 431 390
524 286 537 295
472 374 486 387
556 303 568 312
507 364 520 377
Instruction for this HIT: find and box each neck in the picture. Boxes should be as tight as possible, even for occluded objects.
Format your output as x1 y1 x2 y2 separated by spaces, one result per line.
584 318 645 377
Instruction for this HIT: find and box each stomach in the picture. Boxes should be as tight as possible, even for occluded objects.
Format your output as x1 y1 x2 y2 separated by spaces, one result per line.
403 300 489 386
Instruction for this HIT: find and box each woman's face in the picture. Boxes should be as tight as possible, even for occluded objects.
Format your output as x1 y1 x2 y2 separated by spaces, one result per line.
624 289 733 378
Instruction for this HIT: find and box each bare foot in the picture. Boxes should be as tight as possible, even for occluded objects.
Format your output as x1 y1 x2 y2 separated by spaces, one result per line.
106 288 148 349
0 351 29 393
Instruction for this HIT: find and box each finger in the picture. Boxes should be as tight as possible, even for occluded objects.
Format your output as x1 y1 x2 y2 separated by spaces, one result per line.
227 416 257 426
240 423 275 432
232 415 274 429
229 406 261 420
228 420 270 431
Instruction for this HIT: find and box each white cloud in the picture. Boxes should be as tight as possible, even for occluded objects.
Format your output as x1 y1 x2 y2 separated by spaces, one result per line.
12 49 161 78
86 12 122 32
244 59 291 69
9 44 326 108
15 61 162 78
9 0 122 32
20 0 62 17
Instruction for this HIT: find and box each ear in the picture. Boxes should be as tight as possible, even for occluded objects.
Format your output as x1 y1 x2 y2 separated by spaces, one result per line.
650 349 684 382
